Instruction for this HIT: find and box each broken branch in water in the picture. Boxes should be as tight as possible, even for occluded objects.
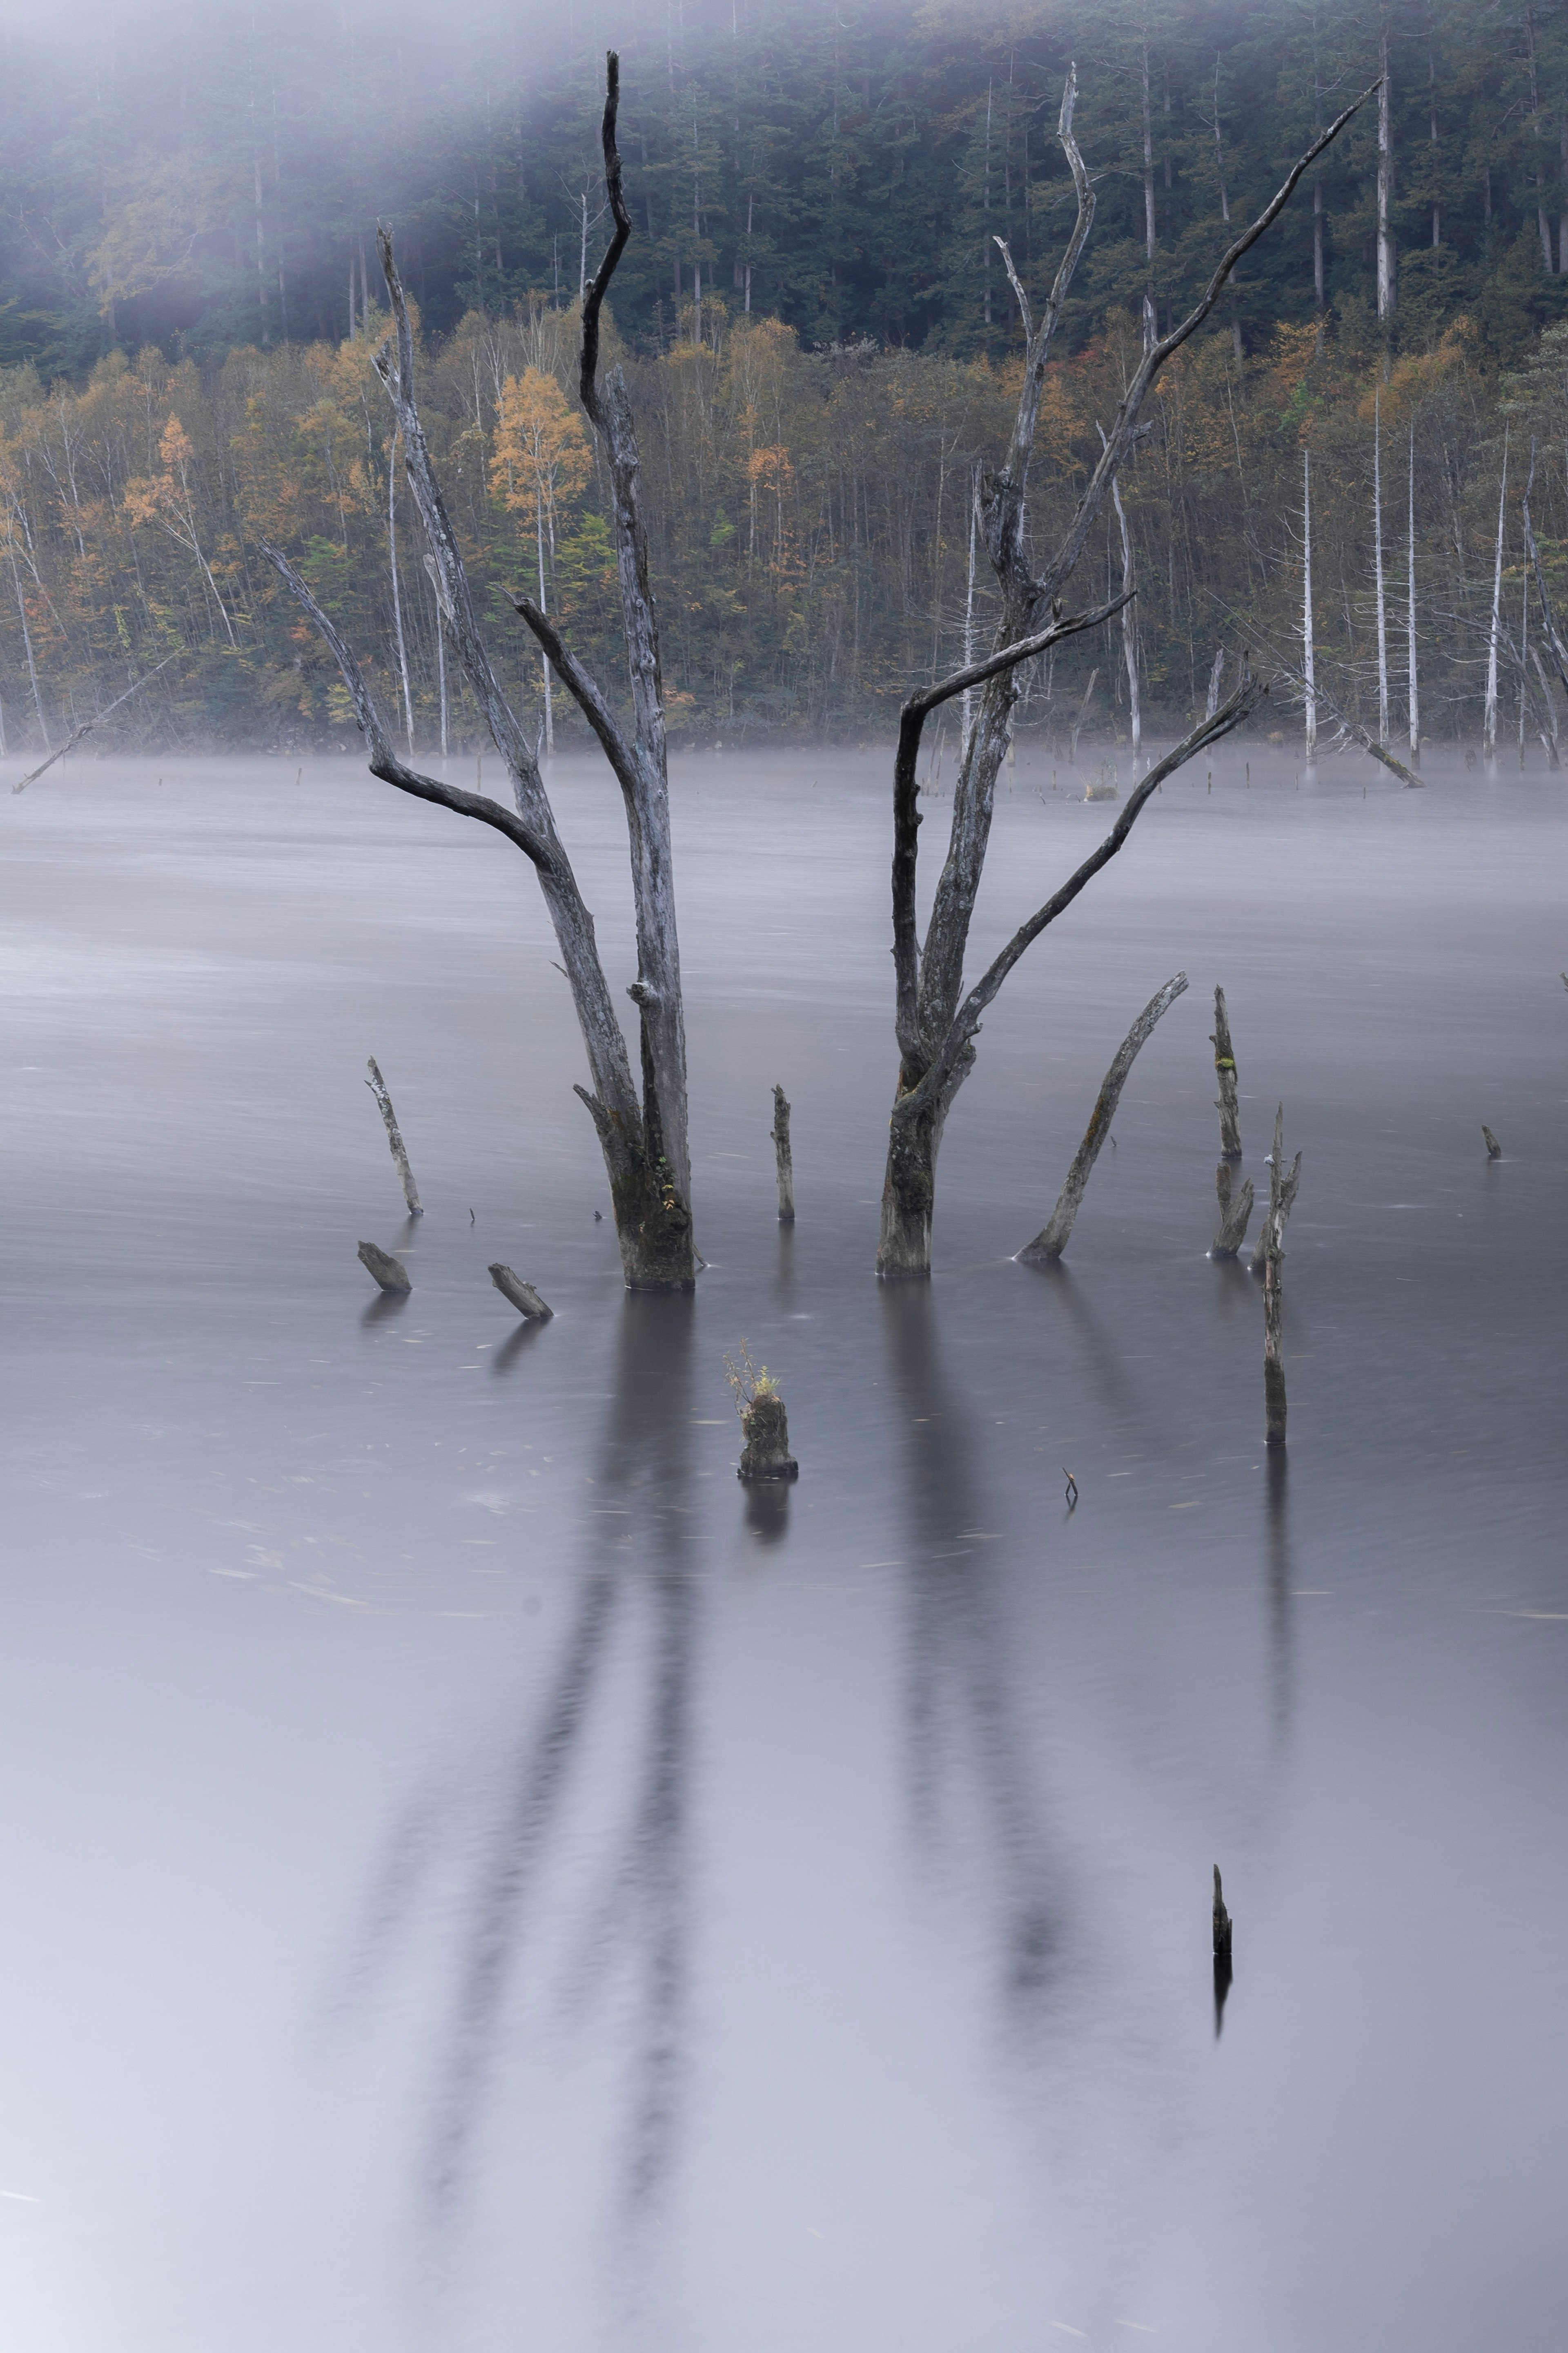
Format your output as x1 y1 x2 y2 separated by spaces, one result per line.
1063 1467 1078 1508
11 654 182 794
771 1084 795 1223
1017 972 1188 1262
358 1240 411 1294
488 1264 553 1319
1481 1124 1503 1160
365 1057 422 1216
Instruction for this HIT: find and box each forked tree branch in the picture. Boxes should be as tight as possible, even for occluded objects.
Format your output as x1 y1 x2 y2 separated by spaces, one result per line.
891 593 1130 1065
580 53 633 435
1034 81 1377 609
260 542 563 869
893 671 1267 1124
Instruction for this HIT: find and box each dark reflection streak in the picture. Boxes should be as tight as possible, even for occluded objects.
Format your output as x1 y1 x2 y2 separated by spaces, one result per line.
1022 1260 1149 1443
360 1289 410 1326
423 1568 621 2208
491 1318 548 1373
881 1287 1066 2012
1265 1450 1293 1745
321 1783 453 2031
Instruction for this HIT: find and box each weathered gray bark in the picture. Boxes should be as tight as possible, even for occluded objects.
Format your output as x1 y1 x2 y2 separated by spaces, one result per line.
1205 646 1226 720
878 67 1370 1278
358 1240 411 1293
1262 1104 1290 1444
1017 970 1187 1262
260 59 695 1294
365 1056 422 1216
771 1085 795 1222
488 1263 554 1318
1213 1164 1254 1258
737 1391 798 1482
1249 1143 1301 1272
1211 985 1243 1159
1481 1124 1503 1160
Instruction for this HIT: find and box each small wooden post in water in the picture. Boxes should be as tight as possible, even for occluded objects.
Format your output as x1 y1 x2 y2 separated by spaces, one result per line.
771 1085 796 1223
365 1058 422 1216
358 1240 411 1293
1018 972 1188 1262
1211 987 1243 1159
1262 1104 1291 1444
488 1264 553 1319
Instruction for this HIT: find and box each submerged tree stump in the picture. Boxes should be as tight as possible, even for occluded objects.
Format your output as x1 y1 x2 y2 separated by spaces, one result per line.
771 1084 796 1223
1018 972 1188 1262
1212 1163 1254 1259
488 1264 553 1319
1249 1143 1301 1274
737 1392 798 1482
1213 1864 1233 1965
1210 986 1243 1160
1262 1104 1292 1445
365 1057 422 1216
1481 1125 1503 1160
358 1240 411 1293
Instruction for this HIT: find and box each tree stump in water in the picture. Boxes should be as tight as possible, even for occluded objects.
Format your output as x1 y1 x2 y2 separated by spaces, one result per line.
1212 1163 1254 1258
1262 1105 1291 1445
488 1264 553 1319
1212 1864 1233 1965
771 1085 796 1223
1249 1145 1301 1275
358 1240 411 1293
1210 986 1243 1160
1481 1125 1503 1160
737 1392 798 1482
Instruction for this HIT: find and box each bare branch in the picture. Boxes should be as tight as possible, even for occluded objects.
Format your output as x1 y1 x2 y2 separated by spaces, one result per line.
891 595 1129 1065
580 51 633 432
895 674 1266 1124
511 592 640 793
993 236 1033 342
1037 81 1376 607
260 542 561 869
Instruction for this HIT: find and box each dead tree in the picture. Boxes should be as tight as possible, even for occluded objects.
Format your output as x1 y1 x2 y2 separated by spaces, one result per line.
261 57 695 1293
876 67 1370 1278
366 1057 422 1216
1211 986 1243 1159
1017 971 1187 1262
1212 1164 1254 1258
1249 1140 1301 1272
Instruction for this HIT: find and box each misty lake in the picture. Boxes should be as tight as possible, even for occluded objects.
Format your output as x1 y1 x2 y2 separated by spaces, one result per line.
0 740 1563 2352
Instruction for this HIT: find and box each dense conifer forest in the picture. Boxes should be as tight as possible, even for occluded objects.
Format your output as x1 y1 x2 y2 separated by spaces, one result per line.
5 0 1568 752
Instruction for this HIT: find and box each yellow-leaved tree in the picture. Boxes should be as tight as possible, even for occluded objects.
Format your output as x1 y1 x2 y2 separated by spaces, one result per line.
490 366 592 752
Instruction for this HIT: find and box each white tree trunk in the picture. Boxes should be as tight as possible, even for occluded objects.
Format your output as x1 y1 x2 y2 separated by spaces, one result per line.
1303 451 1317 756
388 433 414 752
1485 432 1508 758
1374 389 1389 740
536 498 553 757
1407 423 1420 759
1376 29 1396 322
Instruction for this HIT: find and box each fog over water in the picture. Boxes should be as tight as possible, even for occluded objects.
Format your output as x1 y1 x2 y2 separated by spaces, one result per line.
1 745 1564 2351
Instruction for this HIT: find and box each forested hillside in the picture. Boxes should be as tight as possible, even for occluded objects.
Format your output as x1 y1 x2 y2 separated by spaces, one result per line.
4 0 1568 754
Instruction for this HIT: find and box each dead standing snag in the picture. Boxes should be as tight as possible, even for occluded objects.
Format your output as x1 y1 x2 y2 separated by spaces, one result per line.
771 1086 795 1224
1262 1105 1294 1445
1017 972 1188 1263
365 1057 422 1216
1211 986 1243 1160
876 68 1370 1278
261 58 694 1294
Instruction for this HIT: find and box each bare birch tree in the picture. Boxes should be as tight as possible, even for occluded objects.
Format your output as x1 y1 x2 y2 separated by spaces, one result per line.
263 56 697 1291
875 67 1370 1278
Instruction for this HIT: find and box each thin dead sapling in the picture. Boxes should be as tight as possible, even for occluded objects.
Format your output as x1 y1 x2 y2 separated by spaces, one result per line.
365 1057 422 1216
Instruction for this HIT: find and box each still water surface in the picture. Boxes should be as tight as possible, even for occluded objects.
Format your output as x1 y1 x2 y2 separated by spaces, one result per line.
0 744 1564 2351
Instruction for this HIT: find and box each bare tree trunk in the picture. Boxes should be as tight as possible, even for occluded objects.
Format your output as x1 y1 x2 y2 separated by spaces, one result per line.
388 432 415 752
1408 422 1420 761
1017 971 1186 1262
1303 451 1317 757
1262 1103 1291 1443
1485 432 1508 758
1213 1163 1254 1257
1206 646 1225 718
1109 465 1140 755
1376 28 1395 325
1211 984 1243 1158
365 1056 422 1215
771 1084 795 1223
1373 389 1389 742
1249 1137 1301 1273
